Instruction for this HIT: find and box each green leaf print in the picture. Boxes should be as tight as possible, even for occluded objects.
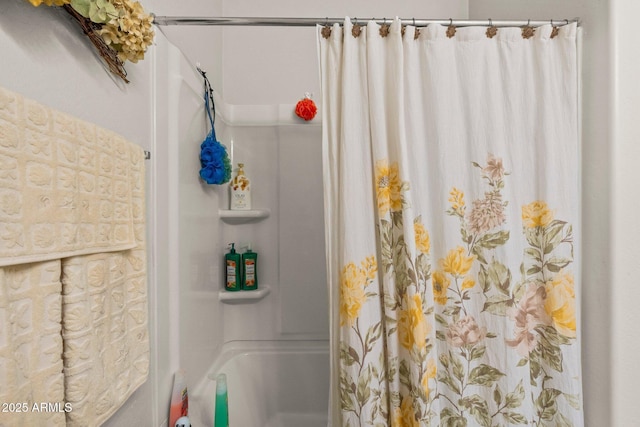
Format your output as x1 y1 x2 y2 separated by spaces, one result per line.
469 345 487 361
460 395 491 427
399 359 411 389
525 247 543 263
563 392 582 411
493 385 503 407
378 219 393 273
440 407 468 427
504 381 525 409
450 351 466 384
339 373 356 412
416 252 431 282
439 368 461 395
535 388 562 421
340 343 360 367
479 260 511 296
544 256 572 273
356 366 372 405
535 326 566 372
524 226 544 249
502 411 528 424
542 220 569 254
476 230 510 250
553 411 574 427
468 364 505 387
365 322 383 353
482 294 513 316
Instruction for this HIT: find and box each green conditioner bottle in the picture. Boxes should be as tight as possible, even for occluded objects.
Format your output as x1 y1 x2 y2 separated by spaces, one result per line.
242 243 258 290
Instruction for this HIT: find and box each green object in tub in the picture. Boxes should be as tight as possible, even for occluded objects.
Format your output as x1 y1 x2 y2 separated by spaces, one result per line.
214 373 229 427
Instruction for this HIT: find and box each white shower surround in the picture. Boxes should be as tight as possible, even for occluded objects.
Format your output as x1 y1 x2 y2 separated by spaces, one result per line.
189 340 329 427
156 34 330 424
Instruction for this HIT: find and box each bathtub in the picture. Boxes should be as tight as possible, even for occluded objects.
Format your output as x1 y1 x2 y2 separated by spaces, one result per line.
189 340 330 427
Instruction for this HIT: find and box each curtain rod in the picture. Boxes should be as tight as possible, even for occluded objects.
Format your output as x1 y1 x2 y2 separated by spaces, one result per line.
151 16 581 28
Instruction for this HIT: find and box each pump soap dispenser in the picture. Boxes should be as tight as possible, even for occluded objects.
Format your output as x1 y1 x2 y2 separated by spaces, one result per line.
230 163 251 210
224 243 242 291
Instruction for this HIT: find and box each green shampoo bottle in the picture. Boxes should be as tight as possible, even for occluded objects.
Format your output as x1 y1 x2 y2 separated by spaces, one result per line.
242 243 258 291
225 243 242 291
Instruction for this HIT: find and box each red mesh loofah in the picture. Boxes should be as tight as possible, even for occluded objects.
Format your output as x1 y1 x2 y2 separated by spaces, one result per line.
295 97 317 121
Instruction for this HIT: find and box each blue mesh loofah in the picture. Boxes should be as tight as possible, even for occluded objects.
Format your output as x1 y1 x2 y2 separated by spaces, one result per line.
199 130 231 184
198 67 231 185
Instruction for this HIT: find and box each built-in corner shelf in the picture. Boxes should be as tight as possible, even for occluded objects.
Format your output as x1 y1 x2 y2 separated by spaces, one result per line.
218 285 271 304
218 208 271 224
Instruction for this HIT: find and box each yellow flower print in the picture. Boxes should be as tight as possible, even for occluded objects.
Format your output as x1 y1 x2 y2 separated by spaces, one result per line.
421 358 437 397
375 160 403 217
339 262 367 326
461 276 476 290
413 219 431 254
361 255 378 281
432 270 450 305
441 246 475 277
544 270 576 338
522 200 554 228
398 294 430 351
393 395 420 427
448 187 466 213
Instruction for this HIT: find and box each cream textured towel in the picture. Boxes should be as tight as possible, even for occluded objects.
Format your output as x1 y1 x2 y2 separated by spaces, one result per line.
61 138 147 427
0 86 138 267
61 248 148 426
0 87 148 426
0 260 66 427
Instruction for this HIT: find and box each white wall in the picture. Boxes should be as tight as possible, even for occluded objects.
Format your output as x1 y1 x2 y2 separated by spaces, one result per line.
220 1 468 106
156 0 468 107
610 1 640 426
468 1 611 426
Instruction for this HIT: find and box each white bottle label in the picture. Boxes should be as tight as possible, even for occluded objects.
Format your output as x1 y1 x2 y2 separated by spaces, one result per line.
230 172 251 210
230 189 251 210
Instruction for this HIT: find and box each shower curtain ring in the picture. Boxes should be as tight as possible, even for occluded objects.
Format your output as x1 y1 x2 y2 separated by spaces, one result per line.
321 17 332 39
486 18 498 38
565 19 569 25
413 17 416 26
449 18 453 26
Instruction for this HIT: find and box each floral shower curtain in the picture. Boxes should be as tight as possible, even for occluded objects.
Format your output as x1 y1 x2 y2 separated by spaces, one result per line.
319 18 582 426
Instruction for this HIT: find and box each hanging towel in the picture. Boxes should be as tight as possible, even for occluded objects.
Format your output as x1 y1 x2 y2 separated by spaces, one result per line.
0 86 148 426
61 139 147 427
0 86 138 267
0 260 66 427
61 247 148 426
